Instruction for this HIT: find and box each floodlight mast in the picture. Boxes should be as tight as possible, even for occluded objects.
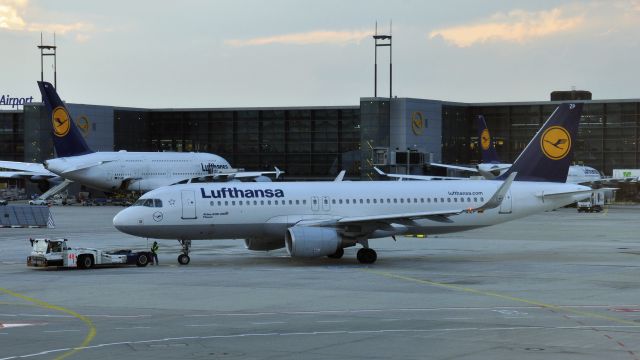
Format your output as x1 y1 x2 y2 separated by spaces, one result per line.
38 33 58 93
373 22 392 98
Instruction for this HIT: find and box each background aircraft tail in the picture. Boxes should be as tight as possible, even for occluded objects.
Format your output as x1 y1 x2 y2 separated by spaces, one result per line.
37 81 93 157
477 115 501 163
498 103 583 182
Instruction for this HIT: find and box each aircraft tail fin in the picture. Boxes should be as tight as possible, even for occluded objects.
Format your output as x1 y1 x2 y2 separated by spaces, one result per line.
37 81 93 157
498 103 583 182
477 115 501 163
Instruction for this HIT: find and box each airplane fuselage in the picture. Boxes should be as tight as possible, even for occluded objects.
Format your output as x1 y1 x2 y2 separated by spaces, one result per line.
114 180 590 243
44 152 232 192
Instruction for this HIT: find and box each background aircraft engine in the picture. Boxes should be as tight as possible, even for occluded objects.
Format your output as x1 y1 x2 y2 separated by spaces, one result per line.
285 227 341 258
244 238 285 251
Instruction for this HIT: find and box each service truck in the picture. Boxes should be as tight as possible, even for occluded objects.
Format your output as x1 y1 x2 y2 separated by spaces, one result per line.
577 191 605 213
27 238 152 269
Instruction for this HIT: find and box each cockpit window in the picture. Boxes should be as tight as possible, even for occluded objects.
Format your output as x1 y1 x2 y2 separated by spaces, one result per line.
133 198 162 207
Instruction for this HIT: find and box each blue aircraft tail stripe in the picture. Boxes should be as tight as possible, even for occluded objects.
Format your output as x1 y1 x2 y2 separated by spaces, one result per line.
37 81 93 157
477 115 501 164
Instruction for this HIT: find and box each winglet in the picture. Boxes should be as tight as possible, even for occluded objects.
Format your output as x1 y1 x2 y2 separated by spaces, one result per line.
373 167 386 176
334 170 346 182
472 172 517 212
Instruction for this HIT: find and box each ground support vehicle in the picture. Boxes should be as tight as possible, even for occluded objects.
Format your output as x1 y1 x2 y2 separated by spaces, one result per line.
27 238 152 269
577 191 604 213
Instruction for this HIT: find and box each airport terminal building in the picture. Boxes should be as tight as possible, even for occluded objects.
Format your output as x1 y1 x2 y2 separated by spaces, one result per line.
2 92 640 188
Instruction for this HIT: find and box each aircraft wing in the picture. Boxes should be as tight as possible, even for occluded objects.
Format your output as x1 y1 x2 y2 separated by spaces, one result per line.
0 161 56 177
216 167 284 180
429 162 479 173
373 167 463 181
300 173 516 228
60 160 116 174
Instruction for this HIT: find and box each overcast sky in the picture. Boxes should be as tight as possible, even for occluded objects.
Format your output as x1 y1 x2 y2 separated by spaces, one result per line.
2 0 639 108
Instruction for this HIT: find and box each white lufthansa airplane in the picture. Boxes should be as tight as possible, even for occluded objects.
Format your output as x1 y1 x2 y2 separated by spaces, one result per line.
114 103 592 265
0 82 281 193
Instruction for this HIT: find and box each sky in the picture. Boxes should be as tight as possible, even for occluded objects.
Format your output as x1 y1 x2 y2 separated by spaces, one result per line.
1 0 640 108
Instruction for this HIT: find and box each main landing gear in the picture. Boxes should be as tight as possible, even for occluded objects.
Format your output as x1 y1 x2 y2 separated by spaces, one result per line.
178 239 191 265
356 248 377 264
326 242 378 264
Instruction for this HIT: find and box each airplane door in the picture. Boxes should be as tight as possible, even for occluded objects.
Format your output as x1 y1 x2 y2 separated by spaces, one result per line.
499 190 512 214
181 190 197 219
322 196 331 211
311 196 319 211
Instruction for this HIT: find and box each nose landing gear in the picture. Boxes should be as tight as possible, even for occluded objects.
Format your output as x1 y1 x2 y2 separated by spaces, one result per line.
178 239 191 265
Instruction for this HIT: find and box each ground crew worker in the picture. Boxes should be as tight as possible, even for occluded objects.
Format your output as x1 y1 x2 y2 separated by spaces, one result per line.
151 241 159 265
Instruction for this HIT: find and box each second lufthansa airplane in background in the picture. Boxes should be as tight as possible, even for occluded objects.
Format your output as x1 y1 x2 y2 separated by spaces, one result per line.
0 82 282 193
114 103 592 265
384 114 608 185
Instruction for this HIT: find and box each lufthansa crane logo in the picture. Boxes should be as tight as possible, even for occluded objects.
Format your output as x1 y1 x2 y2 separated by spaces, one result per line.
152 211 164 222
52 106 71 137
76 115 90 137
411 111 425 135
480 128 491 151
541 126 571 160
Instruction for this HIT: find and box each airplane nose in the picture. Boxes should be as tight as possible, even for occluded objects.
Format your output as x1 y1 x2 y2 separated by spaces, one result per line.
113 208 139 235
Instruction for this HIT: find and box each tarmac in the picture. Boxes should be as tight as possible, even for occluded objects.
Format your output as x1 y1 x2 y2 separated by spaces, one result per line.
1 205 640 359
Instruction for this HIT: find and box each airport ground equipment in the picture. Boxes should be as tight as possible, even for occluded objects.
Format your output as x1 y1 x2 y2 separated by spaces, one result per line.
577 191 604 213
0 205 53 227
27 238 152 269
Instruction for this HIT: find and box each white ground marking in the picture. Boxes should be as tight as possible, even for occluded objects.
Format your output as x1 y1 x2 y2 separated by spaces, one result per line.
4 325 640 360
180 304 640 317
0 323 38 329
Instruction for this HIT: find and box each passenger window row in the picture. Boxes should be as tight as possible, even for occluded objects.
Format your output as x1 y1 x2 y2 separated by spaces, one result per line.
328 197 484 204
207 196 485 208
209 199 308 207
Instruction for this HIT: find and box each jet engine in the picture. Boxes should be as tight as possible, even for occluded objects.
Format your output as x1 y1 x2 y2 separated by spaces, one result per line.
285 227 341 258
244 238 285 251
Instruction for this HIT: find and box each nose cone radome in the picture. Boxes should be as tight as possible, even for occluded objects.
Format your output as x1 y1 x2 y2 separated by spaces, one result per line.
113 208 140 236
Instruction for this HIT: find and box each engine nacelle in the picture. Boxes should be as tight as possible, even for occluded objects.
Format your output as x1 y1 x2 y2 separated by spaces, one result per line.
244 238 285 251
285 227 341 258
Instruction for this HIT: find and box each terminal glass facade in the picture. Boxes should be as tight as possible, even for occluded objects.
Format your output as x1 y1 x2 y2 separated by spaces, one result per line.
0 111 25 161
441 102 640 175
115 107 361 179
